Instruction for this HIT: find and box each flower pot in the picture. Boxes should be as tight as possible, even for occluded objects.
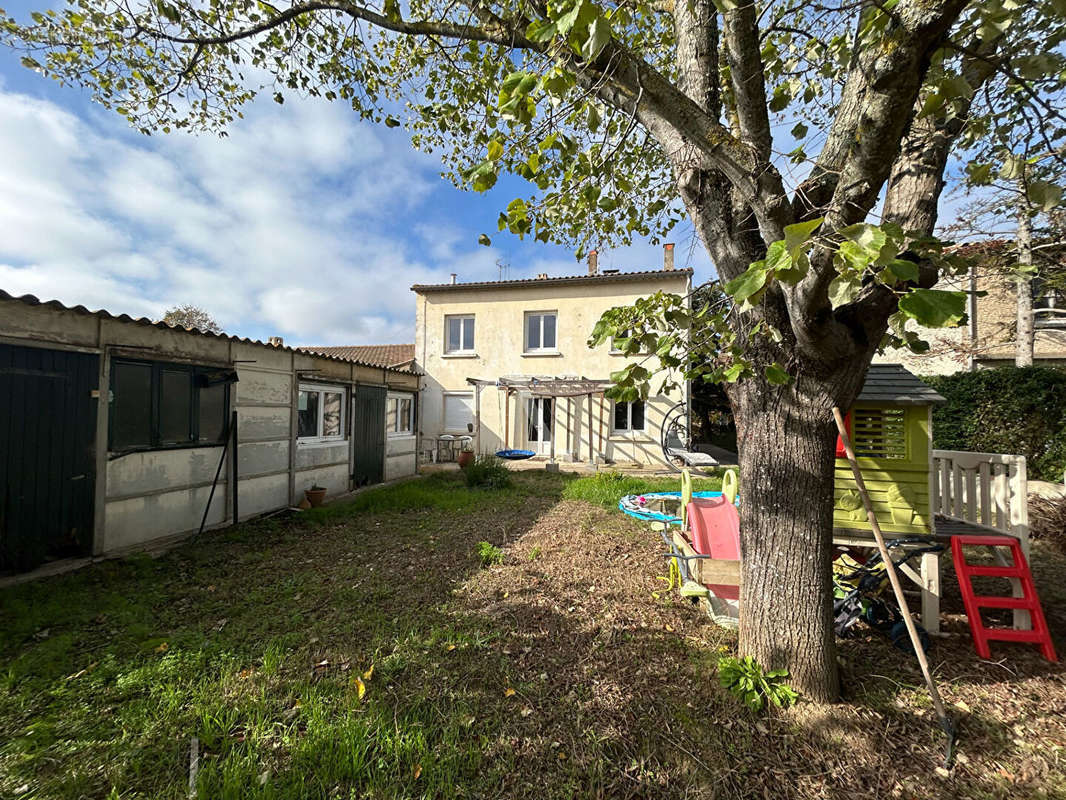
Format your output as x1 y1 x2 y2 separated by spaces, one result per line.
305 487 327 507
457 451 475 469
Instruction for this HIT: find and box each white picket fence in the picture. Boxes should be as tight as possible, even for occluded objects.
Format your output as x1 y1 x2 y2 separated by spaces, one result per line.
931 449 1030 554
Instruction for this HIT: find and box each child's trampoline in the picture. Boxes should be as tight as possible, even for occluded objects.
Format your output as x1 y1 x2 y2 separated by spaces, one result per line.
495 449 536 460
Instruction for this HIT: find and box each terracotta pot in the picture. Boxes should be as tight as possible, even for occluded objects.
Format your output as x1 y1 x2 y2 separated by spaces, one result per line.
457 451 475 469
305 487 327 507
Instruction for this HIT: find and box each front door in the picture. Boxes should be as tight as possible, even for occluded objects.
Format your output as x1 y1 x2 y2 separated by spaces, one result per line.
351 386 386 487
526 397 552 455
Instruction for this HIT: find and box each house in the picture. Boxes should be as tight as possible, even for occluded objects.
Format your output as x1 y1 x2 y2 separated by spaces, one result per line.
0 291 419 574
876 241 1066 374
412 246 693 469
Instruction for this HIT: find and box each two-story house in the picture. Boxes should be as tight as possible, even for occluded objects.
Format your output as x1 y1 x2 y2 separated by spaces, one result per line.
412 247 693 469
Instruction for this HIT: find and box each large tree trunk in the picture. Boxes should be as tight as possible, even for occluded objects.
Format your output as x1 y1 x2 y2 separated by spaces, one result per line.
730 365 866 702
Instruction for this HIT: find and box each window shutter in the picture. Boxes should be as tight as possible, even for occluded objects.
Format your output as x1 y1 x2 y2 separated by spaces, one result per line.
851 408 907 459
443 393 474 432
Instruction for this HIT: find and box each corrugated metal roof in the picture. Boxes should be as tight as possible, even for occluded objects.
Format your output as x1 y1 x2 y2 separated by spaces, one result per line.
302 343 415 369
857 364 945 405
412 268 693 292
0 289 419 375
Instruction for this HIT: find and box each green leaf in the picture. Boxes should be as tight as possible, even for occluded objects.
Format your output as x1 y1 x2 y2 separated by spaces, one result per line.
828 273 862 308
765 363 792 385
1000 153 1025 181
723 262 771 307
526 19 558 42
478 233 491 246
581 14 612 61
384 116 400 128
883 258 919 283
790 122 808 139
487 139 503 161
783 217 823 253
1027 180 1063 212
897 289 967 328
966 162 994 185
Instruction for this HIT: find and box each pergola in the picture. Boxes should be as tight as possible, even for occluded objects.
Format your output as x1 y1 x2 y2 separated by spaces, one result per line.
465 375 615 464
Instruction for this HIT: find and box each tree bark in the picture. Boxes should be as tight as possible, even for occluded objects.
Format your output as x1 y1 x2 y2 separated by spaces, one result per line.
1016 194 1035 367
730 363 867 702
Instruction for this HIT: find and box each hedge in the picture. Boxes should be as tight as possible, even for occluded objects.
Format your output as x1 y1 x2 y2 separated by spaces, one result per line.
924 366 1066 483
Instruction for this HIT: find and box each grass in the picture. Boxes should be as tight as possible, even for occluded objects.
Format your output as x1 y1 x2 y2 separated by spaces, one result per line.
2 468 1065 799
562 470 724 509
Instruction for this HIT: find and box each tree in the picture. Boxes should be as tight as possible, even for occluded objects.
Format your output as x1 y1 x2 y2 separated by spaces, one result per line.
162 304 223 334
5 0 1066 700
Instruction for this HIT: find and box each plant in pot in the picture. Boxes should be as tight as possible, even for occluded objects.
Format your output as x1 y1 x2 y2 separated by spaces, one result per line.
305 484 327 507
457 441 475 469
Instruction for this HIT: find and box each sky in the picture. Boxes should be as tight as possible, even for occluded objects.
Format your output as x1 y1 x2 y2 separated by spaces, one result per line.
0 3 715 347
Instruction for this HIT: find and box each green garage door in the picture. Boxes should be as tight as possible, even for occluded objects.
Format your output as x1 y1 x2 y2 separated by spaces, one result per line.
352 385 386 488
0 344 98 572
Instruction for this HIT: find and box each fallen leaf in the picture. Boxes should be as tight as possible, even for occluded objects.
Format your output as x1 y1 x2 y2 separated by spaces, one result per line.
504 687 516 698
665 625 675 632
520 707 533 717
354 676 367 700
363 664 374 681
413 764 423 780
557 752 567 760
155 642 169 653
258 769 271 785
446 644 457 651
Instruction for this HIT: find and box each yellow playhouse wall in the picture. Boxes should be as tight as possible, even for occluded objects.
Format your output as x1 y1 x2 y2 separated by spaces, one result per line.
833 404 932 535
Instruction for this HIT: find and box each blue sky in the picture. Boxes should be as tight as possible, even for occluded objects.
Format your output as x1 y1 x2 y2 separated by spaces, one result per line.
0 3 715 346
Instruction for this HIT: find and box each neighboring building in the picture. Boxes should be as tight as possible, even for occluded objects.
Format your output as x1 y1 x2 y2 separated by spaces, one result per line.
0 291 419 574
875 241 1066 374
303 343 416 372
412 247 692 469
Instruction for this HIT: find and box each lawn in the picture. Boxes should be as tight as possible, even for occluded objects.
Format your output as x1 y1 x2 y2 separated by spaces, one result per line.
1 470 1064 799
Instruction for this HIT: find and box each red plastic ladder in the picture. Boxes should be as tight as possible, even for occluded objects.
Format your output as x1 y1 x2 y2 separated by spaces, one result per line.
951 534 1058 662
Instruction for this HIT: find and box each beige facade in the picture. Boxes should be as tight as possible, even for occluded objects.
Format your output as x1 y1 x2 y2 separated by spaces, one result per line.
0 291 419 566
876 264 1066 374
413 267 692 468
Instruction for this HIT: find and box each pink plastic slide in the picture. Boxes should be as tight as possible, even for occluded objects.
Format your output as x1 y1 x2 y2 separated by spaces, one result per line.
686 496 741 601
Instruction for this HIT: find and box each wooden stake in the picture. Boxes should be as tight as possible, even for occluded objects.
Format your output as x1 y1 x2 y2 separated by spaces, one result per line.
587 393 593 462
504 389 510 450
832 407 951 726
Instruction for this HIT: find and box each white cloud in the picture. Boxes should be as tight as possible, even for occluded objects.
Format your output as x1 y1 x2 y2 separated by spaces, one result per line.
0 83 718 348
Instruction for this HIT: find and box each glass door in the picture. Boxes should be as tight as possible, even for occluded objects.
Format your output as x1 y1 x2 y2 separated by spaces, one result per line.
526 397 553 454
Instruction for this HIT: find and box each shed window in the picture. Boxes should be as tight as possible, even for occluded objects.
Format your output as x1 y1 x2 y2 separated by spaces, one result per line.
109 360 232 452
298 384 346 442
387 393 414 436
851 408 907 459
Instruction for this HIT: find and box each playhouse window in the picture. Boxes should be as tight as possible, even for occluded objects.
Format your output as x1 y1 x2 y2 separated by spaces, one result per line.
851 408 907 459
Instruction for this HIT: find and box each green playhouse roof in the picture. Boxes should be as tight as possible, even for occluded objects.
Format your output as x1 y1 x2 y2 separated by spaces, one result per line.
857 364 946 406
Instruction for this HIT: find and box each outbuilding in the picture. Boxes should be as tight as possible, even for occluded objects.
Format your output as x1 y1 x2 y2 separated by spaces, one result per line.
0 291 420 574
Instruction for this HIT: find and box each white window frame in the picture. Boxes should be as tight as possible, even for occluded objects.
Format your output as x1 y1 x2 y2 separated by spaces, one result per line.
442 391 475 434
297 383 347 443
387 392 415 437
611 399 646 433
524 310 558 353
444 314 476 354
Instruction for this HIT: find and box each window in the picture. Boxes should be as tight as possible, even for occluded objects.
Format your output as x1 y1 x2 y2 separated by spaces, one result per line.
852 408 906 459
525 311 557 352
109 360 233 452
387 392 414 436
298 384 346 442
443 392 474 433
445 314 476 353
1034 277 1066 329
612 399 646 433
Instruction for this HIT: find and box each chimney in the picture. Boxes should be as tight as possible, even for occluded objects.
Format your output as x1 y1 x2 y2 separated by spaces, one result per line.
587 249 599 275
450 273 457 284
535 272 549 280
663 243 675 271
268 336 284 347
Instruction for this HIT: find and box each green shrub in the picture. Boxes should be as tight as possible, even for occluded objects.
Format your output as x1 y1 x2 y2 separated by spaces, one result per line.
463 455 512 489
475 541 504 567
924 367 1066 482
562 471 723 509
717 655 798 712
